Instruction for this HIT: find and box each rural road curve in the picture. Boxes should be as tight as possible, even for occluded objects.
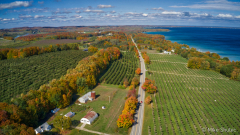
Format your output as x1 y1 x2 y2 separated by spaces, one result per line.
130 36 146 135
76 123 111 135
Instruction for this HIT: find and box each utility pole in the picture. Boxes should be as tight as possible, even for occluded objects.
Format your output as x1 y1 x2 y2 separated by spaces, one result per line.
62 116 63 130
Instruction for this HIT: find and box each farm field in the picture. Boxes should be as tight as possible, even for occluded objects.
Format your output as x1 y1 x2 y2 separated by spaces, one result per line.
44 84 127 135
143 54 240 135
0 50 93 102
140 48 158 53
0 39 84 49
0 39 31 49
18 39 84 49
99 51 139 85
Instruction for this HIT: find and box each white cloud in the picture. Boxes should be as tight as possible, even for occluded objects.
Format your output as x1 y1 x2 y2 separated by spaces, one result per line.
110 10 116 14
38 1 44 4
70 15 82 18
34 15 45 18
151 7 164 10
97 4 114 8
0 1 32 10
131 19 147 21
53 10 72 14
2 18 11 21
19 15 32 19
124 12 142 16
8 7 49 13
170 0 240 11
104 14 119 18
47 15 66 19
142 13 148 17
75 11 81 13
201 13 211 17
1 18 16 21
162 11 182 15
236 15 240 18
217 14 233 18
84 9 104 13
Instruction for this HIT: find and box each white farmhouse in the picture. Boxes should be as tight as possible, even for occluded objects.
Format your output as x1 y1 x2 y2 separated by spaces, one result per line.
163 51 171 54
78 91 95 103
80 111 98 125
35 122 51 134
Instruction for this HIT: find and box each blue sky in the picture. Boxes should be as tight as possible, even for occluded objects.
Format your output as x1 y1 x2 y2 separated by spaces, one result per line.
0 0 240 29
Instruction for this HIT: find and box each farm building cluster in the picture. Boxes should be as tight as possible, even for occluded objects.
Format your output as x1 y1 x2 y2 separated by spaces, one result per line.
163 49 174 54
34 91 98 134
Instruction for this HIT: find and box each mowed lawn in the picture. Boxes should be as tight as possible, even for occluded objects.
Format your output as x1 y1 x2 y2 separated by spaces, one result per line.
143 54 240 135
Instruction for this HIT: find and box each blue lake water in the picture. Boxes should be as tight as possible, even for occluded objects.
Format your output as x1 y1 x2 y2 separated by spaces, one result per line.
14 33 30 39
145 27 240 61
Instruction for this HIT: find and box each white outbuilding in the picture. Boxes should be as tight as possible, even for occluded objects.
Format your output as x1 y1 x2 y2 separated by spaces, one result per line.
163 51 171 54
78 91 96 103
34 122 51 134
80 111 98 125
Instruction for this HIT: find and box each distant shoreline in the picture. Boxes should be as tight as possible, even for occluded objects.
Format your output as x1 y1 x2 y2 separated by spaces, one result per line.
144 27 240 62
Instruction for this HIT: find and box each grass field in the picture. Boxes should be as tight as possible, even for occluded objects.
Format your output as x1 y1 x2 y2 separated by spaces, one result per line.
0 50 92 102
140 49 158 53
143 54 240 135
18 39 84 48
44 84 128 135
0 39 31 49
69 129 97 135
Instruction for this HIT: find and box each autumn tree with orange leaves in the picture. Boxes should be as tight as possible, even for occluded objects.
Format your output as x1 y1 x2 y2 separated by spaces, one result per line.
88 45 98 53
117 112 134 129
135 68 141 75
145 96 152 104
141 78 157 94
117 96 138 128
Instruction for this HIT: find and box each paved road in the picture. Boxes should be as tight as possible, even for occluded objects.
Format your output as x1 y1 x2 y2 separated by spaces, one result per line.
130 36 146 135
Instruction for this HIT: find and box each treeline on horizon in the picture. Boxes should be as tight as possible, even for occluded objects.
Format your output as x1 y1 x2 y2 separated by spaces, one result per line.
0 47 121 135
0 31 130 60
0 43 80 60
133 33 240 80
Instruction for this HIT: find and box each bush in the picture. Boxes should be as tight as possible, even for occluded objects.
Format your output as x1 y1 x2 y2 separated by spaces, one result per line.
145 96 152 104
220 65 234 77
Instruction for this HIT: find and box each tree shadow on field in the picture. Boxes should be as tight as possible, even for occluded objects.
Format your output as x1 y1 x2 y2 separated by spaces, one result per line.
72 120 80 127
